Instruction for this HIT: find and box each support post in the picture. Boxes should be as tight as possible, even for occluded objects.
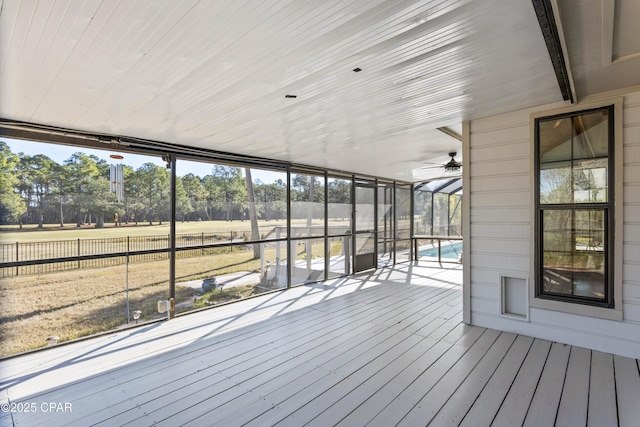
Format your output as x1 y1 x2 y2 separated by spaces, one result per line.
126 253 130 324
169 154 177 318
430 192 434 235
447 193 451 236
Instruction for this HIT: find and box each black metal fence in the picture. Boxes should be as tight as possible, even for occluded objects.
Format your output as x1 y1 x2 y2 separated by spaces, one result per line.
0 232 245 277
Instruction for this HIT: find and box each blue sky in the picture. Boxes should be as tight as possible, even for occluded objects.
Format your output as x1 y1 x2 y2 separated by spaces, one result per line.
1 137 282 182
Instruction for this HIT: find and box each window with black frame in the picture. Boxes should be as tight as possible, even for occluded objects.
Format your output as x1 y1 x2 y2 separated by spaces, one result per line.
536 106 614 307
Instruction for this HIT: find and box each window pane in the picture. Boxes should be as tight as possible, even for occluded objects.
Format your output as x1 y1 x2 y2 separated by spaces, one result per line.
572 110 609 160
541 209 606 300
539 110 609 164
539 117 573 163
540 163 572 204
573 158 608 203
539 109 610 205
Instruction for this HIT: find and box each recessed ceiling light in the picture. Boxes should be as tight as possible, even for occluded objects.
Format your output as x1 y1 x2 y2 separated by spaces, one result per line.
285 94 297 98
353 67 362 72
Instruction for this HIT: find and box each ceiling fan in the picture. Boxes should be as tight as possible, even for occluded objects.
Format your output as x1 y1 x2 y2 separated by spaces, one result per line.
421 152 462 172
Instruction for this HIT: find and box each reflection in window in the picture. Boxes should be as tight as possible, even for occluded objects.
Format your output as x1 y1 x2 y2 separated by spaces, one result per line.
539 109 609 205
536 106 613 307
541 209 605 299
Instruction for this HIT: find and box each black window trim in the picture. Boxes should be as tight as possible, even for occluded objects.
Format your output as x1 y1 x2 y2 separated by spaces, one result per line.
534 104 615 309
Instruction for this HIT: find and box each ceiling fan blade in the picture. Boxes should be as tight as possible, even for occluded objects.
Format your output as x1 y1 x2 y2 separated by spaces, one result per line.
420 162 463 169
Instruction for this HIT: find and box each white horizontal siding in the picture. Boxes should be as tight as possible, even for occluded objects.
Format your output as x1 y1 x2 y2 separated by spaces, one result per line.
624 243 640 260
623 302 640 323
470 140 529 160
623 280 640 299
471 158 530 177
471 223 531 240
624 185 640 203
470 269 509 285
470 282 499 299
470 238 530 256
625 205 640 220
471 191 530 207
471 207 530 223
468 88 640 358
471 253 530 272
623 126 640 145
468 174 530 192
624 92 640 332
624 144 640 163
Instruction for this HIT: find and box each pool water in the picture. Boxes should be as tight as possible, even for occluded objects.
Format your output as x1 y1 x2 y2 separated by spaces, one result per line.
419 241 463 259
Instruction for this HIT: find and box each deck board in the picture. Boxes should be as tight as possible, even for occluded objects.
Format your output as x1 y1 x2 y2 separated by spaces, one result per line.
430 332 519 426
458 334 534 427
555 346 590 426
491 338 552 426
395 329 504 426
335 326 472 426
523 342 571 427
364 327 490 426
1 262 639 427
588 351 618 426
614 355 640 426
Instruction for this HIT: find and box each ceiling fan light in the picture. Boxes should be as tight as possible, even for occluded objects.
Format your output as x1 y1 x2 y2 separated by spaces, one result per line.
444 152 461 172
444 160 461 172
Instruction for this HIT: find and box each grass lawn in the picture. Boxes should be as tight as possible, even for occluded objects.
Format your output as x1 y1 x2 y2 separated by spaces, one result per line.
0 247 282 356
0 219 348 356
0 220 290 242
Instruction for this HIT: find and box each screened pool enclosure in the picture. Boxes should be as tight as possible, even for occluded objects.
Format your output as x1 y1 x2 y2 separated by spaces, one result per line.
413 178 463 262
0 138 459 356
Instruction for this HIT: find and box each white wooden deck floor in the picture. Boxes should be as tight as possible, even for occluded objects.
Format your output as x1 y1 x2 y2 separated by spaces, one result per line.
1 262 639 427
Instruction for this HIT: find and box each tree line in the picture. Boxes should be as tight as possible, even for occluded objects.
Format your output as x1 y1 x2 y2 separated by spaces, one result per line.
0 142 351 228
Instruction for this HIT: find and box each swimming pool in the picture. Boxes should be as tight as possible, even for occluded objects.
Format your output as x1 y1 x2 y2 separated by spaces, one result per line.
419 241 462 259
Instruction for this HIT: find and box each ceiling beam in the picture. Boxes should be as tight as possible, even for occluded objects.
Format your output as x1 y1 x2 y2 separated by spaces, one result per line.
436 127 462 142
532 0 574 103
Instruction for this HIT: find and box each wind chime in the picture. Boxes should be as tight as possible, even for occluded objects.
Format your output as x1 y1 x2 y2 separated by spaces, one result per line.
109 154 132 323
109 154 124 202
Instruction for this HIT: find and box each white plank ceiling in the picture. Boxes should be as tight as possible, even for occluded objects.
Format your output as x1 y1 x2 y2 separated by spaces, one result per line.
0 0 614 181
